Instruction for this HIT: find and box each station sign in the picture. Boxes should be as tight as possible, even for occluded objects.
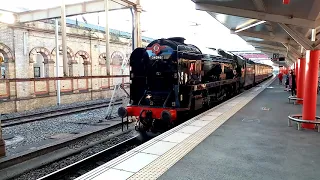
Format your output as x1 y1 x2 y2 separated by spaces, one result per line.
273 53 280 59
271 56 285 62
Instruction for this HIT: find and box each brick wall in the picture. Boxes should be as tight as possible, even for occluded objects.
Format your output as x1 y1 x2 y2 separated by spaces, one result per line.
0 23 13 51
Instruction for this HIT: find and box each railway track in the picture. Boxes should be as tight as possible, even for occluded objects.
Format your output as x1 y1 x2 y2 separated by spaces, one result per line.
0 122 134 180
37 135 141 180
1 100 123 128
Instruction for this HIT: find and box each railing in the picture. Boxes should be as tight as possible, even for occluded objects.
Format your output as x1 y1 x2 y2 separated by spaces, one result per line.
0 75 130 100
288 114 320 132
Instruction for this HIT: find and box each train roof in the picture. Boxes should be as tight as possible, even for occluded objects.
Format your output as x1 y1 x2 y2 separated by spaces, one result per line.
202 54 234 63
146 37 272 67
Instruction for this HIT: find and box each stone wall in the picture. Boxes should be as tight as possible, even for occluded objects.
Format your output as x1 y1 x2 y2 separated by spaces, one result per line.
0 21 148 113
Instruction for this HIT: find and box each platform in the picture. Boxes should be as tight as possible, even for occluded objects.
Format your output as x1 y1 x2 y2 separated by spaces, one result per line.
76 77 320 180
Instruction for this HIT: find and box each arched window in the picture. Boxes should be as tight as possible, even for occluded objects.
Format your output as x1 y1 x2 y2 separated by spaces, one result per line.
99 53 107 75
51 46 75 76
75 50 90 76
33 53 45 77
0 43 14 79
29 47 52 77
0 53 5 78
78 56 85 76
111 51 124 66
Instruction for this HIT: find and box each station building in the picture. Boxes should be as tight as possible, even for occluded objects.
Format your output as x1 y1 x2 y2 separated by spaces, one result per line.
0 20 152 113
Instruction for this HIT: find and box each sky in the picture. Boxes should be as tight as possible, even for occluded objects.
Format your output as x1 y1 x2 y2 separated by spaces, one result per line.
2 0 256 52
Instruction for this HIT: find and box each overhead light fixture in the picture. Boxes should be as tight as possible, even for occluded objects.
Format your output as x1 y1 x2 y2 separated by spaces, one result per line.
215 14 227 23
234 20 266 33
0 11 15 24
235 19 258 30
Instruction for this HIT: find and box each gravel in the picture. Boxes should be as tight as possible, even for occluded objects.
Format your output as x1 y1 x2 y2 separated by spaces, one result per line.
13 127 138 180
0 86 130 120
3 102 122 155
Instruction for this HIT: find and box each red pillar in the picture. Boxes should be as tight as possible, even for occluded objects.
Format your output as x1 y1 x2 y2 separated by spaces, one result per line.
302 50 320 129
297 58 305 104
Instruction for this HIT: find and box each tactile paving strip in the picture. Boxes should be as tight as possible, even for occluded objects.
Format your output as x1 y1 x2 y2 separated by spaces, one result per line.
128 77 274 180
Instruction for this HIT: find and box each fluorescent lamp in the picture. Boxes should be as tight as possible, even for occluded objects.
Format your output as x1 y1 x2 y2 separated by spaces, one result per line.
234 20 266 33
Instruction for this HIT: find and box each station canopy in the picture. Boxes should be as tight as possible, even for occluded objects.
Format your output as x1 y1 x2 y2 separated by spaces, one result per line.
192 0 320 67
0 0 137 23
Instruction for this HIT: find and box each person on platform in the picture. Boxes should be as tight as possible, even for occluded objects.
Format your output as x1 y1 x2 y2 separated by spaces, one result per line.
284 73 289 91
290 71 297 96
278 72 283 85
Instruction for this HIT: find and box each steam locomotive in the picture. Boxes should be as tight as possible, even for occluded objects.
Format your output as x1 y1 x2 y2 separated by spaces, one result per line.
118 37 273 134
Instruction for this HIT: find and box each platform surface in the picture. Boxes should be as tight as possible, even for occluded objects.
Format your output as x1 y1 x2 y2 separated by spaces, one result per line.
76 77 320 180
159 80 320 180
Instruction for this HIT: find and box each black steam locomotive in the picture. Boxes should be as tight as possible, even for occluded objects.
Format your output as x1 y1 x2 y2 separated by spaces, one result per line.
118 37 272 133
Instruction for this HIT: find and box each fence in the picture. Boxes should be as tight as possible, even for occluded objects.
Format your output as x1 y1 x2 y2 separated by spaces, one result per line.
0 75 130 113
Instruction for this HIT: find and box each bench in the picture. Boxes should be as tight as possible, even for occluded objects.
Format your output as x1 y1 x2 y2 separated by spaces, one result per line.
288 115 320 132
288 96 303 104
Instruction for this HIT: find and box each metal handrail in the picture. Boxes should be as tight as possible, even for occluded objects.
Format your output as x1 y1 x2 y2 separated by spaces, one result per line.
288 114 320 132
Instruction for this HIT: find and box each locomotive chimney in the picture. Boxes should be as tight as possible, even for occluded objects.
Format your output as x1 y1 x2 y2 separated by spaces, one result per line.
168 37 186 43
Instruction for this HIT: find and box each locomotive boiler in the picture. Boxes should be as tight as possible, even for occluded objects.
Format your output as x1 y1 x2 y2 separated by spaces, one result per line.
118 37 272 134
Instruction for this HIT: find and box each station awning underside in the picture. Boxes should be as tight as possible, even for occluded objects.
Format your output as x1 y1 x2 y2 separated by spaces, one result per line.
192 0 320 67
10 0 137 23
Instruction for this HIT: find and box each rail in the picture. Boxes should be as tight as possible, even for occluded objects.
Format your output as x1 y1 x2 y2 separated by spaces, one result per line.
1 100 123 127
288 114 320 132
37 135 141 180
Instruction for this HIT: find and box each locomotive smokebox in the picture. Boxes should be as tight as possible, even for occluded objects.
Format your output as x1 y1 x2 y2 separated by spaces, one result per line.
168 37 186 43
